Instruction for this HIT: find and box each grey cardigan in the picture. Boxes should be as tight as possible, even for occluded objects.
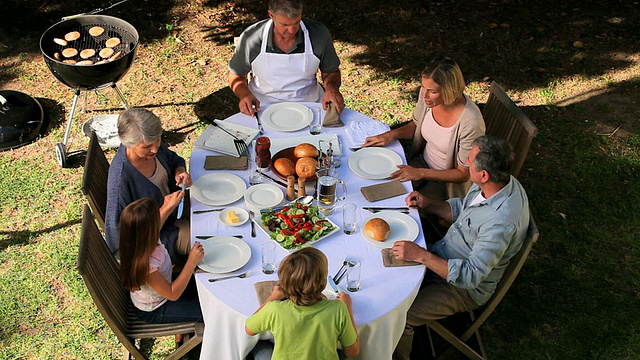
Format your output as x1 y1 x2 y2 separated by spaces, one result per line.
409 89 485 199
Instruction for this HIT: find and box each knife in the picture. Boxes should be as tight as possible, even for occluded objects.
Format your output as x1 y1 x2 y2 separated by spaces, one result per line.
362 206 410 212
196 235 243 239
328 275 341 295
261 172 289 188
176 183 186 219
254 109 264 134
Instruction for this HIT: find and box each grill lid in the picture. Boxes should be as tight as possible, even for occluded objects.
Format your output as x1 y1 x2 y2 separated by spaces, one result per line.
0 90 46 151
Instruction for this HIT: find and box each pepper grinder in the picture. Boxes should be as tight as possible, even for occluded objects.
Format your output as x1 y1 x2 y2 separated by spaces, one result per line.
297 177 306 198
286 176 296 201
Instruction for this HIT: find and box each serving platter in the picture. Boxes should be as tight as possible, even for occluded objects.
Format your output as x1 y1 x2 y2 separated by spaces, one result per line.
256 213 340 252
260 102 313 132
191 173 246 206
361 211 420 248
269 147 319 181
197 236 252 273
348 147 403 179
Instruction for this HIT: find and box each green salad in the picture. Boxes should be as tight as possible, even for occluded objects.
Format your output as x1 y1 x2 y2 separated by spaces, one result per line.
260 202 336 249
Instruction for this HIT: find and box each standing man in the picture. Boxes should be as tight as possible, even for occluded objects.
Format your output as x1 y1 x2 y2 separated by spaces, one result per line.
228 0 344 115
392 136 530 359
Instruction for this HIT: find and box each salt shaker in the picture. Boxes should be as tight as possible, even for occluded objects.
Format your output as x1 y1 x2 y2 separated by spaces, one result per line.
297 177 306 198
286 176 296 201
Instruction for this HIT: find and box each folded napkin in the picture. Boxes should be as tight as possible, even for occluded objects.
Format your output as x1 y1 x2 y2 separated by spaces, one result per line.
255 281 278 304
322 102 344 127
193 121 259 157
381 248 421 267
361 180 407 202
345 120 390 146
204 155 248 170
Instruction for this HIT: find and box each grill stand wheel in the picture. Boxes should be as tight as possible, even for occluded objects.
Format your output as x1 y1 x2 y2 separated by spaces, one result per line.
55 84 129 168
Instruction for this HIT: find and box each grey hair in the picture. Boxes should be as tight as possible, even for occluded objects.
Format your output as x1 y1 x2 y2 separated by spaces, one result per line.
117 108 163 148
269 0 303 18
471 135 514 183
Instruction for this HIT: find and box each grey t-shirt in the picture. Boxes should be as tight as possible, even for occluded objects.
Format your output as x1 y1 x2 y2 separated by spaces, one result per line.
229 18 340 77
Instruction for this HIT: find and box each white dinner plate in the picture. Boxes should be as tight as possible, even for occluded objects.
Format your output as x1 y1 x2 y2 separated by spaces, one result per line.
348 147 403 179
191 173 247 206
198 236 252 273
361 211 420 248
219 207 250 227
260 102 313 132
244 184 285 213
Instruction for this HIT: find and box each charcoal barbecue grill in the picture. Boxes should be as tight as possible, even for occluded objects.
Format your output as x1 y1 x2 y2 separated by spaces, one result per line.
40 14 138 167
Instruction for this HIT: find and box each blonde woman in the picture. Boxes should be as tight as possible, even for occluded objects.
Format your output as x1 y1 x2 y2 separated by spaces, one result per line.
363 57 485 200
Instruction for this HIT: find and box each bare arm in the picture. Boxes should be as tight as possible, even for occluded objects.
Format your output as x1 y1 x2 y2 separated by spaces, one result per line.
390 163 470 183
392 240 449 279
228 72 259 115
362 121 417 147
245 285 286 336
405 191 453 223
147 242 204 301
321 70 344 113
159 190 183 226
337 292 360 357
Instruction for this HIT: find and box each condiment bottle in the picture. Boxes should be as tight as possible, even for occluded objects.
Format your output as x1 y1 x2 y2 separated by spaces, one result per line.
286 176 296 201
297 177 306 198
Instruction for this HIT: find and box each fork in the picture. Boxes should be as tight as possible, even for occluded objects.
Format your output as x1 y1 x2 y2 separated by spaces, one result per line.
208 270 252 282
209 120 249 156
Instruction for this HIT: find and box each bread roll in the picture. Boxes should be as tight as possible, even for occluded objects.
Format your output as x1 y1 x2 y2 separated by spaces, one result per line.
365 218 391 241
294 143 319 158
274 158 296 176
295 157 317 179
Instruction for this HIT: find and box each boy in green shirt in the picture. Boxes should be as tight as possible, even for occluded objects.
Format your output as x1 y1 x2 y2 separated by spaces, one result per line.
246 247 360 359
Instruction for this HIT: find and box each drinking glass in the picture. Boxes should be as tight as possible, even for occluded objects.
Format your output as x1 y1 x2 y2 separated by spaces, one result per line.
309 108 322 135
261 242 276 274
315 168 347 215
331 137 342 168
342 203 357 235
346 260 361 292
248 157 262 185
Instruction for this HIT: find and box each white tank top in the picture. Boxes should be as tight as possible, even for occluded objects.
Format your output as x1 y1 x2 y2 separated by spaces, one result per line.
421 110 454 170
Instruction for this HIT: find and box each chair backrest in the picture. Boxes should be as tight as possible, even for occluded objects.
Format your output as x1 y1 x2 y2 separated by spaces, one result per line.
81 131 110 230
77 205 140 356
482 81 538 177
462 214 540 338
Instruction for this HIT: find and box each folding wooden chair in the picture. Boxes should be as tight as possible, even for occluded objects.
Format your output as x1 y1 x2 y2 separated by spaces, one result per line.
77 205 204 360
425 214 540 360
81 131 110 230
482 81 539 178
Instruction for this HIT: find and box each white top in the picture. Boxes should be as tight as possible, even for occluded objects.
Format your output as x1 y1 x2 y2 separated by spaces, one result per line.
130 242 172 312
421 110 454 170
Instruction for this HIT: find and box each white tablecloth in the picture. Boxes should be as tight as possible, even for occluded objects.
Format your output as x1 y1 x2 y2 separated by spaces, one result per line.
190 104 426 360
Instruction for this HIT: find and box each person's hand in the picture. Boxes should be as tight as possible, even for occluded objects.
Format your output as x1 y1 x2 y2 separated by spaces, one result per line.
187 241 205 267
268 284 285 301
405 191 428 208
389 165 424 182
322 87 344 113
392 240 427 263
362 131 394 147
238 93 260 116
337 291 352 309
175 171 192 187
163 190 184 210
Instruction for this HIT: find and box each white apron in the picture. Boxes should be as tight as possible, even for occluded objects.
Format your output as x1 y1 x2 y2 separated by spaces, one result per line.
248 20 323 105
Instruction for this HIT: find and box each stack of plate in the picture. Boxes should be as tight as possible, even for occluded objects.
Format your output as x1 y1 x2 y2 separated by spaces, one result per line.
244 184 285 213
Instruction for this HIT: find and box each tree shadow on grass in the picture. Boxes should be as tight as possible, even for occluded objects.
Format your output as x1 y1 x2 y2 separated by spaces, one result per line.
0 219 82 251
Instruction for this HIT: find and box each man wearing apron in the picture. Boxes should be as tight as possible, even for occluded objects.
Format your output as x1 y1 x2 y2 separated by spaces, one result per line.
228 0 344 116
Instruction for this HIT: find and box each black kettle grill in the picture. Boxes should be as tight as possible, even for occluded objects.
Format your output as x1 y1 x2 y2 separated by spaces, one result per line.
39 14 138 167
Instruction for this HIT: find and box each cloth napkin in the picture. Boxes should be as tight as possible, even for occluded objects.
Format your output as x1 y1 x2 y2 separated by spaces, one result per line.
381 248 421 267
322 102 344 127
255 281 278 304
361 180 407 202
345 120 390 146
204 155 248 170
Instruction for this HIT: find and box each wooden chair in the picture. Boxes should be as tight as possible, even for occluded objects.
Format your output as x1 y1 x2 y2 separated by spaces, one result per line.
81 131 110 230
425 214 540 360
482 81 539 177
77 205 204 360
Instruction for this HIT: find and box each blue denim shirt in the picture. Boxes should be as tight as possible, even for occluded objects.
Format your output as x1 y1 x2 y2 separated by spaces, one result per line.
429 176 530 306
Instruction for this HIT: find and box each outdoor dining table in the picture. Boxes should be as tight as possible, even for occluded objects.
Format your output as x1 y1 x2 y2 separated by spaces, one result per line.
189 103 427 360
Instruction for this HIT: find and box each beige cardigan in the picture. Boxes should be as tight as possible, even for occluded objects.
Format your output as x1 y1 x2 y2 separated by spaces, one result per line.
409 89 485 199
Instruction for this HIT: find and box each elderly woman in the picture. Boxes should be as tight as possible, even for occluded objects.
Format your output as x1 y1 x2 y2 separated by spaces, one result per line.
363 58 485 200
106 108 192 262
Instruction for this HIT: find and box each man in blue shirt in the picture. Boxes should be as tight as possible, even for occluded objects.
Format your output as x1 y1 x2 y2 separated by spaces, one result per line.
392 135 530 360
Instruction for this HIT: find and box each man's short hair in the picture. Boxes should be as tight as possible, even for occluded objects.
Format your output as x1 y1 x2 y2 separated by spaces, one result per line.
269 0 303 18
472 136 514 183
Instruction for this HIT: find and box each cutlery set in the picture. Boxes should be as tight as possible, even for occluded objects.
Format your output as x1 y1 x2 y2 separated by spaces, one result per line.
362 206 411 214
333 258 357 284
208 270 251 282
